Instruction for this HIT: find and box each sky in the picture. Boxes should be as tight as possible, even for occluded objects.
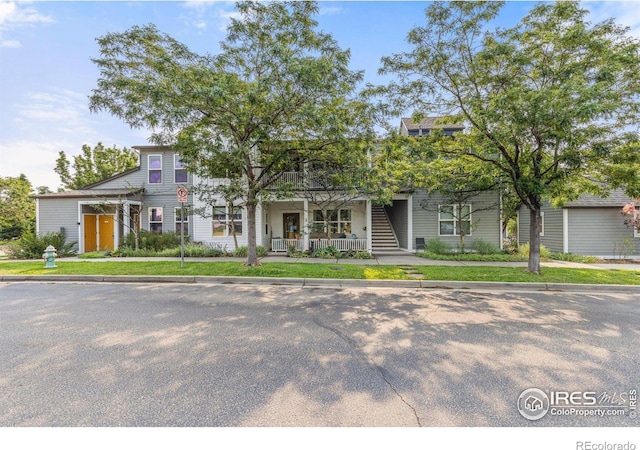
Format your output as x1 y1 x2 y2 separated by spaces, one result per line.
1 1 640 192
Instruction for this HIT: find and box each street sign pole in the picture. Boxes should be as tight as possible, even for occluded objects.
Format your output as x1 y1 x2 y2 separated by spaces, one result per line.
180 202 184 268
177 187 188 268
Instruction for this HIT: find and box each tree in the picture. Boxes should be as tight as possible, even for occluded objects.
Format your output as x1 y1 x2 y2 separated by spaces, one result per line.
0 174 35 240
55 143 139 190
89 1 372 265
378 1 640 273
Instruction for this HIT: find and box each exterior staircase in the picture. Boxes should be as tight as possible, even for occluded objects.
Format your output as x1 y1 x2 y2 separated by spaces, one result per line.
371 205 399 249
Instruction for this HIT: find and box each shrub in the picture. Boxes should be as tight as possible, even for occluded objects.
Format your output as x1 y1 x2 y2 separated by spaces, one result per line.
6 231 77 259
471 239 501 255
339 250 372 259
233 246 248 257
121 230 184 252
425 238 451 255
517 242 551 259
312 246 340 258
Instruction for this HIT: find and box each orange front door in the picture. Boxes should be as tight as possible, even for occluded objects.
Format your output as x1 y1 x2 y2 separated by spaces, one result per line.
98 215 115 251
84 215 97 252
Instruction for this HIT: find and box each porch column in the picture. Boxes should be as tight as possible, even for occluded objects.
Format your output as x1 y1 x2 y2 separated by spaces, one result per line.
122 201 130 239
303 199 309 251
366 200 372 253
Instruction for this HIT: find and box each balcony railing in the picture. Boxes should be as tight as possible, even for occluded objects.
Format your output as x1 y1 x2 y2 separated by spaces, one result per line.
267 172 363 191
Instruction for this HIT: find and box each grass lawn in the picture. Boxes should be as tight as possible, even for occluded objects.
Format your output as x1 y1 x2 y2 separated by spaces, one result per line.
1 260 640 285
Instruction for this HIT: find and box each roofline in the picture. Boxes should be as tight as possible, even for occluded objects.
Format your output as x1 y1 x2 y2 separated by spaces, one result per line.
80 165 141 189
132 145 173 151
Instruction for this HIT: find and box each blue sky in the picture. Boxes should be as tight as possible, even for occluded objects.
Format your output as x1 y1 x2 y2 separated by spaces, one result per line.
1 1 639 191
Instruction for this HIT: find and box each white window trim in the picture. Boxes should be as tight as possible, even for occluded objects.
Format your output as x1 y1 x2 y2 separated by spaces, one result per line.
634 211 640 238
438 204 472 237
148 154 162 184
174 154 188 184
212 205 243 237
539 211 545 237
149 207 163 233
312 208 353 234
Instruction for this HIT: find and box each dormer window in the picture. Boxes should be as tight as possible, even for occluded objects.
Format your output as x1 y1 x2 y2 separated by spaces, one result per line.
148 155 162 184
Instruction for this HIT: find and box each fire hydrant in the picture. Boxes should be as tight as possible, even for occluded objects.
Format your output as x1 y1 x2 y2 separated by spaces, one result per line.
42 245 58 269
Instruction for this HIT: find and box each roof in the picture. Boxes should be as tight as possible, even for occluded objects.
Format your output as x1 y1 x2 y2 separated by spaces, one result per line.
401 117 465 132
34 188 144 199
80 166 141 189
565 189 636 208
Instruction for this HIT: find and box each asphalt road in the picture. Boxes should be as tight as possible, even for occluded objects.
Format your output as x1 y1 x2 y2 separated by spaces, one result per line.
0 281 638 427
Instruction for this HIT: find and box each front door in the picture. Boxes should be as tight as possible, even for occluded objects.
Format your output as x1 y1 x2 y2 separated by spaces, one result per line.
283 213 300 239
84 214 97 252
98 215 115 251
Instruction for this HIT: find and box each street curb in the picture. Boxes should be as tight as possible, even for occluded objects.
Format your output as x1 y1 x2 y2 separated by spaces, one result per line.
2 274 640 293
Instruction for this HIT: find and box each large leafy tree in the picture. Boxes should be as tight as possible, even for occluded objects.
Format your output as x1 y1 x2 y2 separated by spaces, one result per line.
378 1 640 273
55 143 139 190
89 1 372 265
0 174 35 239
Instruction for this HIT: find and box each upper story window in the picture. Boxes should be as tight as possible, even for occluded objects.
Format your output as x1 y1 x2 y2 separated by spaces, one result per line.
148 155 162 184
174 155 188 184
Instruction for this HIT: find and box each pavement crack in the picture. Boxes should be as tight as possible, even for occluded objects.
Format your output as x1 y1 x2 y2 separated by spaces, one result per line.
311 318 423 427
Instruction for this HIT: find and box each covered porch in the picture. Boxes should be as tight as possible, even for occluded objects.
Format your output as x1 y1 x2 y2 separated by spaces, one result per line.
265 198 371 253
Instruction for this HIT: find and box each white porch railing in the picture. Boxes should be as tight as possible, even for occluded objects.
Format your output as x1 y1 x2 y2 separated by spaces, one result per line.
271 238 368 252
271 239 303 252
309 239 368 252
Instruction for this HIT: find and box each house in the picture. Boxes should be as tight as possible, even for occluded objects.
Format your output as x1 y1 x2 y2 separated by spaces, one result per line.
35 145 193 253
35 117 504 254
517 190 640 257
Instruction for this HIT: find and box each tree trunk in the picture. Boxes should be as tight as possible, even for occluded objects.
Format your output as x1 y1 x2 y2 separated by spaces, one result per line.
228 201 238 250
245 190 260 266
528 207 542 274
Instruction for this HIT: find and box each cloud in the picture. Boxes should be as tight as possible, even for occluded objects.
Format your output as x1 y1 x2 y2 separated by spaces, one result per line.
180 0 239 31
585 1 640 38
319 5 343 16
0 1 53 48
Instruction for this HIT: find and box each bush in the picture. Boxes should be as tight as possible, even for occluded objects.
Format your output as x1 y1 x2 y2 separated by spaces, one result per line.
339 250 373 259
312 246 340 259
517 242 551 259
471 239 501 255
425 238 451 255
233 246 248 257
121 230 184 252
7 231 77 259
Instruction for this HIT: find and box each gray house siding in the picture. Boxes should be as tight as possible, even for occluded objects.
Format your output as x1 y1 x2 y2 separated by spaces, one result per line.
385 200 408 249
92 148 193 238
518 203 564 253
567 208 640 257
37 198 81 250
412 191 501 249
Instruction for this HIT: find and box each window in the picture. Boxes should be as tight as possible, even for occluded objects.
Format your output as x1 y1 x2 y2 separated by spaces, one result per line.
149 207 163 233
175 207 189 235
212 206 243 237
439 205 471 236
174 155 188 183
148 155 162 184
313 209 352 234
539 212 545 237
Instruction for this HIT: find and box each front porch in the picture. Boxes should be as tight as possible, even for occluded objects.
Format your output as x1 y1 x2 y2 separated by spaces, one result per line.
265 199 370 253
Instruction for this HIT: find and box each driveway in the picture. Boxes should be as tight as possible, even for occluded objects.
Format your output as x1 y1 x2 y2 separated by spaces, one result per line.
0 282 638 426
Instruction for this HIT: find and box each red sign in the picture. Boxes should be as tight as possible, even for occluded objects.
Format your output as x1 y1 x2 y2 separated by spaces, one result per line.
177 187 188 203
